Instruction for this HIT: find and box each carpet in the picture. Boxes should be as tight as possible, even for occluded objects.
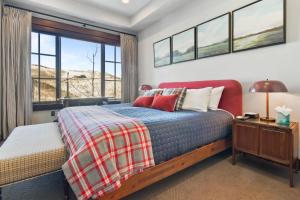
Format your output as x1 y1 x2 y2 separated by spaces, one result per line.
2 151 299 200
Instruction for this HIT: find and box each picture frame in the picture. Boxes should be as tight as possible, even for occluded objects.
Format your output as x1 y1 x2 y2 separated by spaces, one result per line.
153 37 172 67
197 13 231 59
172 28 196 64
232 0 286 53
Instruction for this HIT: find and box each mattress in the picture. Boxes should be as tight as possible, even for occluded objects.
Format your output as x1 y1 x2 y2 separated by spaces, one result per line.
103 104 233 164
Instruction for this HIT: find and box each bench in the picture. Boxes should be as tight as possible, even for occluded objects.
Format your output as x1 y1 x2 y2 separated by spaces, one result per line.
0 123 68 200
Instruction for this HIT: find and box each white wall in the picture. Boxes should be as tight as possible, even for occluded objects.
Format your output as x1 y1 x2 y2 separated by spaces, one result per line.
138 0 300 156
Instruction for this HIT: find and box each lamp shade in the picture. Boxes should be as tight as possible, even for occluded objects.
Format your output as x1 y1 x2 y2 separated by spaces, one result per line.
249 80 288 93
139 84 152 91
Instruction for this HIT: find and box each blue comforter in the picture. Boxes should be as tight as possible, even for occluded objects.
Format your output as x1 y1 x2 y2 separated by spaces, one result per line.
103 104 233 164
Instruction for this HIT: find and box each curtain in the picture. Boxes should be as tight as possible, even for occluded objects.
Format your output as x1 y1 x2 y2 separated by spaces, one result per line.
120 34 138 103
1 7 32 141
0 0 2 138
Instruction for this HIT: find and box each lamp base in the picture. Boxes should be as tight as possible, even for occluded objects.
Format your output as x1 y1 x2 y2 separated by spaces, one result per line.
260 117 276 122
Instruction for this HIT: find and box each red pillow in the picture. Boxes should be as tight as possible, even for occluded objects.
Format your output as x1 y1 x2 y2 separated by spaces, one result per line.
151 94 178 112
133 96 154 107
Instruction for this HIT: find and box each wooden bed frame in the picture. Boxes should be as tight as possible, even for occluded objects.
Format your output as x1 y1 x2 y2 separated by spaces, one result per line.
98 80 243 200
100 138 231 200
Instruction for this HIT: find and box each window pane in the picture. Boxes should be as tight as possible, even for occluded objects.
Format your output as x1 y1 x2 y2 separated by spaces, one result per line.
116 47 121 62
40 34 56 55
105 45 115 61
61 77 102 98
40 79 56 101
31 32 38 53
32 78 39 102
116 63 121 79
116 81 121 99
31 54 39 78
105 80 115 98
40 55 56 78
105 62 115 80
61 37 101 97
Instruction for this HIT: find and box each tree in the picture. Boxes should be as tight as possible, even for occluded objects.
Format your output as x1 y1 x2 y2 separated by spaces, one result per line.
86 45 99 96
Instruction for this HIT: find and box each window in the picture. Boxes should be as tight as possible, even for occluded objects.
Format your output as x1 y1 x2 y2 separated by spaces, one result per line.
105 45 121 99
31 32 121 103
31 32 58 102
61 37 102 98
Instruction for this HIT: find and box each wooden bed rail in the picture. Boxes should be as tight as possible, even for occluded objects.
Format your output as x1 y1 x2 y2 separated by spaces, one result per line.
100 138 232 200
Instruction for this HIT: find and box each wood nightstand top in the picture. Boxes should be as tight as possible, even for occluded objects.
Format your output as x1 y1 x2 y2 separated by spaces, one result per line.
234 118 298 130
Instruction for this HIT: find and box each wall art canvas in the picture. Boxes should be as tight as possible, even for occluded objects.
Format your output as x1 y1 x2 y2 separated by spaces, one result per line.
233 0 286 52
153 37 171 67
197 13 231 59
172 28 195 63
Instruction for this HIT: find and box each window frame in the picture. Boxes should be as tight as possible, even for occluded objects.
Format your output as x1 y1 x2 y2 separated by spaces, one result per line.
31 17 121 108
104 45 121 98
31 31 60 103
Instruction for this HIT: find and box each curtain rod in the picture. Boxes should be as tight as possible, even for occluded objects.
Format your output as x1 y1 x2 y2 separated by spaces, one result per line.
4 4 137 37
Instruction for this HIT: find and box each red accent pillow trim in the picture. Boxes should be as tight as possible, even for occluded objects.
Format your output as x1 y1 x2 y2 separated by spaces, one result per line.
133 96 154 108
151 94 178 112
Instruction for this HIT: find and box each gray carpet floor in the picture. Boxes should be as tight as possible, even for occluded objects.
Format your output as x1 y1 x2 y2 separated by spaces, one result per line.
2 151 300 200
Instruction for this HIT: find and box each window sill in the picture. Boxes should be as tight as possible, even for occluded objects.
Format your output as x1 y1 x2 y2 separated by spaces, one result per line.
61 97 108 107
105 99 121 104
33 98 122 111
33 102 64 111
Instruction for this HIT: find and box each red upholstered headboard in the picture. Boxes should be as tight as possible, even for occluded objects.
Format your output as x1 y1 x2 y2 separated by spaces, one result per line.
158 80 243 116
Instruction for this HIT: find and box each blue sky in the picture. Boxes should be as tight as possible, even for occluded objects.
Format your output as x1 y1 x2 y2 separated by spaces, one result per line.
31 33 121 78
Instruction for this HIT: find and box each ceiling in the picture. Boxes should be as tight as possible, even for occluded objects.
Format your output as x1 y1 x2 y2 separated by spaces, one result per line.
5 0 194 32
75 0 152 17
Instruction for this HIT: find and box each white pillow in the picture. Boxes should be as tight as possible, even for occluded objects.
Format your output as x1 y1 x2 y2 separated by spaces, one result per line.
182 87 212 112
208 86 225 110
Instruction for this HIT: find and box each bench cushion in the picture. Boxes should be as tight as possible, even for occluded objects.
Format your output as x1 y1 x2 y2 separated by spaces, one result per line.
0 123 66 186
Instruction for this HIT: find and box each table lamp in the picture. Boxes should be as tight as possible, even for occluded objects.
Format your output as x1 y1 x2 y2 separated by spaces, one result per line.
249 79 288 122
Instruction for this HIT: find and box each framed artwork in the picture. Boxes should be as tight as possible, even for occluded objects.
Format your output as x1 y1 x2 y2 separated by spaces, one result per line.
197 13 231 59
172 28 196 64
232 0 286 52
153 37 172 67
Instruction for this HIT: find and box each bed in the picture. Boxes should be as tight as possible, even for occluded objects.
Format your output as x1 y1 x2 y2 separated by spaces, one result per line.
103 103 233 165
58 80 242 200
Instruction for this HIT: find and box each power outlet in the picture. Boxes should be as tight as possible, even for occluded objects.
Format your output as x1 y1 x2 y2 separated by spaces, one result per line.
51 111 56 117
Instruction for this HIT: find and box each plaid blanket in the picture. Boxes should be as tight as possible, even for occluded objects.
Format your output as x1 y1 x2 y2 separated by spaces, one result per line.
57 106 155 200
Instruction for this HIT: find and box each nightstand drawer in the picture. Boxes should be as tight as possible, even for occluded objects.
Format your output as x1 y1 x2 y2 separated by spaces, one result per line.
259 127 290 164
234 123 259 155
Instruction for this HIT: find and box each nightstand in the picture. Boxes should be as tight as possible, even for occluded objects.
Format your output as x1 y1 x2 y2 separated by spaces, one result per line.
232 119 299 187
